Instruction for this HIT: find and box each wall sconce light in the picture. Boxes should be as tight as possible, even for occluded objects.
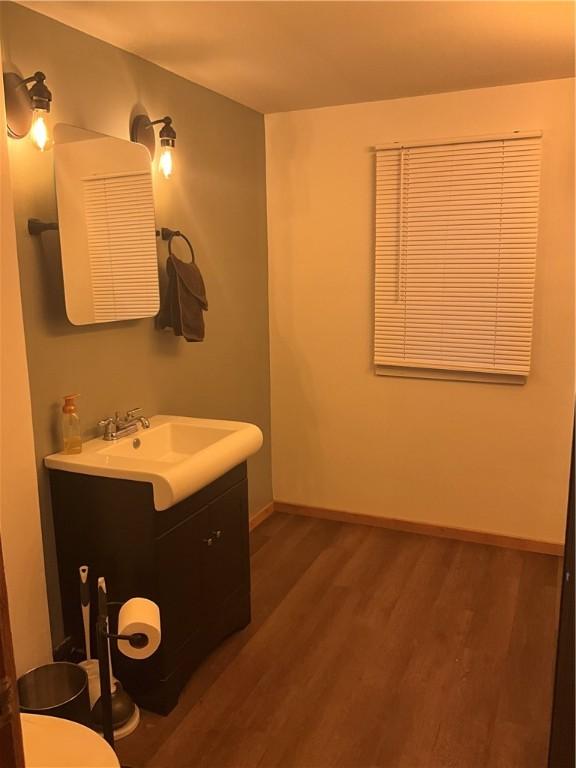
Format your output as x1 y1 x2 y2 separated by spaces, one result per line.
3 70 53 151
130 114 176 179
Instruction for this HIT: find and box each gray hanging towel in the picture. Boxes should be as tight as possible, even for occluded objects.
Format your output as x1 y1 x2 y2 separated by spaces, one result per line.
157 233 208 341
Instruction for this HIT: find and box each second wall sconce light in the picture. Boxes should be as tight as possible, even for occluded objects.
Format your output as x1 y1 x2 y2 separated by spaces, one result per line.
3 70 53 151
130 114 176 179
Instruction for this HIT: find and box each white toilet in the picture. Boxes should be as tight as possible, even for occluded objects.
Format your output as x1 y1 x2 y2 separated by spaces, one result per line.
21 713 120 768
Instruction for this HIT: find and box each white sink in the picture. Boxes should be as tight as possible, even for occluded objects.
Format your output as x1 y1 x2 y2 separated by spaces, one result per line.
44 415 263 510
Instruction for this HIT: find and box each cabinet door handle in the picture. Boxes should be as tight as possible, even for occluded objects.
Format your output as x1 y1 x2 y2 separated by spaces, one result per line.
213 529 222 540
203 536 214 547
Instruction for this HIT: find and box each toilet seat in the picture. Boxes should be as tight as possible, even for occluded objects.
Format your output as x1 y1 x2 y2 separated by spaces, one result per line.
21 713 120 767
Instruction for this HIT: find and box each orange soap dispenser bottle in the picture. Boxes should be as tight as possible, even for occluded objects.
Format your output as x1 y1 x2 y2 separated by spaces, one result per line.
62 394 82 454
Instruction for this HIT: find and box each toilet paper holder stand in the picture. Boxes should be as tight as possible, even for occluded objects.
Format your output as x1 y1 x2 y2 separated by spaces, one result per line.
96 579 150 748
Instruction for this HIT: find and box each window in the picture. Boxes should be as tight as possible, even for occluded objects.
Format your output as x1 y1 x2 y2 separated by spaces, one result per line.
374 132 542 383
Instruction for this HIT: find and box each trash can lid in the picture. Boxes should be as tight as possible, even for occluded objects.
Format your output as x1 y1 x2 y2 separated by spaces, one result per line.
21 713 120 768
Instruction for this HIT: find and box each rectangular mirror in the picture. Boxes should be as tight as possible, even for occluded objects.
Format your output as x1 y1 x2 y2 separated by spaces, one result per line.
54 124 160 325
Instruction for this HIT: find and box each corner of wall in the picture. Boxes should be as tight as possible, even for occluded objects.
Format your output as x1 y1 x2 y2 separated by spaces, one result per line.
0 38 52 674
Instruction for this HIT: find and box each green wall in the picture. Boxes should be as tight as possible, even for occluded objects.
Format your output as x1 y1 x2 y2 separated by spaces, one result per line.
1 2 272 644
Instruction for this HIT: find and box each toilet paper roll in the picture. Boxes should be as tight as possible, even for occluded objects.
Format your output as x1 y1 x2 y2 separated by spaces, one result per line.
117 598 161 660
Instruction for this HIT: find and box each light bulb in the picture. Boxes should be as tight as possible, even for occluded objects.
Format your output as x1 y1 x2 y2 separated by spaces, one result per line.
158 146 173 179
30 108 51 151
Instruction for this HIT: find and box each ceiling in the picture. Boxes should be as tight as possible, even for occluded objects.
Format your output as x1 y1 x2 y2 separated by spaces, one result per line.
21 1 575 114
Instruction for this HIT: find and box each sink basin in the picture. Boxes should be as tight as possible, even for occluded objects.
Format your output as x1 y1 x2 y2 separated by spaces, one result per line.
44 415 263 510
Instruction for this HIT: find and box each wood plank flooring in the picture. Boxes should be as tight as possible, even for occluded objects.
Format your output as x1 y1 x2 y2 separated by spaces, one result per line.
116 513 561 768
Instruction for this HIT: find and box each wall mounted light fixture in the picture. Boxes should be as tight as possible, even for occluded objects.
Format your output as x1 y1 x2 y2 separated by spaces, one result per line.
3 70 53 151
130 114 176 179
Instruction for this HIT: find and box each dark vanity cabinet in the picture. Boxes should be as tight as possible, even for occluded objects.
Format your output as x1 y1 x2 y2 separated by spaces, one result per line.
49 463 251 714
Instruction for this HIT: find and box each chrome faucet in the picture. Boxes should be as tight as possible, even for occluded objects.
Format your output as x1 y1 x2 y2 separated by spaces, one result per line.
98 408 151 441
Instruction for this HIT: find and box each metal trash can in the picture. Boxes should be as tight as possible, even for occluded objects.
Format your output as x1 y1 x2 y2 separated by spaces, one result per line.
18 662 91 726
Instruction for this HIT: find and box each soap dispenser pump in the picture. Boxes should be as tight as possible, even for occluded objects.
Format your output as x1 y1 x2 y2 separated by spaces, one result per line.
61 394 82 454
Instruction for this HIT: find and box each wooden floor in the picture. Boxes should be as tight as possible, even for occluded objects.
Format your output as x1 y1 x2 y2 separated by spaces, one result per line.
117 513 561 768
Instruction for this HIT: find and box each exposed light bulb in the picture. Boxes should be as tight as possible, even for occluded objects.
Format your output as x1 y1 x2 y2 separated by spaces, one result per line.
30 108 50 151
159 146 173 179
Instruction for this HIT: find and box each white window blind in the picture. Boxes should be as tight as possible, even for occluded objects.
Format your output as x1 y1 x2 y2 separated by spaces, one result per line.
374 133 542 380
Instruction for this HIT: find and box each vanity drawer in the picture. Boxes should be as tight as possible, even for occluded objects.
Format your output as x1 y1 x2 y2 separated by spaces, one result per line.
154 463 247 536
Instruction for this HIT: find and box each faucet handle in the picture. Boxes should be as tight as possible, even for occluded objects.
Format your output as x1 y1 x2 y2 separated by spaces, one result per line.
98 417 115 440
126 407 142 419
